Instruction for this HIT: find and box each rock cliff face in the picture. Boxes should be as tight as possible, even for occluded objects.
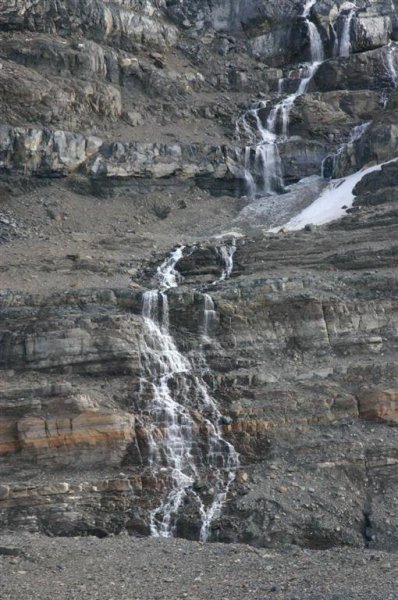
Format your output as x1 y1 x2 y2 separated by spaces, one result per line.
1 0 398 553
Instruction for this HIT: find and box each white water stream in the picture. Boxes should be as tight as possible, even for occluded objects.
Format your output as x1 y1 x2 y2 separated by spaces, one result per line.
139 247 239 540
386 42 398 88
236 101 284 196
202 293 217 340
266 11 324 138
219 239 237 281
236 0 325 197
340 10 354 57
334 8 355 57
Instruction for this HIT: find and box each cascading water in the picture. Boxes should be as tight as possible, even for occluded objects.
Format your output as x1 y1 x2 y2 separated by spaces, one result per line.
385 42 398 88
307 20 324 63
202 293 218 339
268 3 324 137
141 290 192 538
236 102 284 197
139 247 239 540
334 9 355 58
236 0 324 197
154 246 185 290
218 238 237 281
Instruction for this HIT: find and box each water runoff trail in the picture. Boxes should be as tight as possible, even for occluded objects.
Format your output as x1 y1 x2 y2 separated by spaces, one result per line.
138 244 239 541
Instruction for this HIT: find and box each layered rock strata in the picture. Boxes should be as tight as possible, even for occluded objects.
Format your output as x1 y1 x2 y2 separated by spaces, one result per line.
0 0 398 553
1 175 398 548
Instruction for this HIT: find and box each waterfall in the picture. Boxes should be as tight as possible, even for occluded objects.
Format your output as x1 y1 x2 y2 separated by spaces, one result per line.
235 0 324 198
386 43 398 88
255 144 284 195
307 20 324 64
202 293 218 339
239 142 284 197
141 290 193 538
218 239 236 281
241 146 257 197
348 121 371 143
236 102 284 197
333 8 355 58
267 9 324 136
154 246 184 290
339 9 355 58
139 248 239 540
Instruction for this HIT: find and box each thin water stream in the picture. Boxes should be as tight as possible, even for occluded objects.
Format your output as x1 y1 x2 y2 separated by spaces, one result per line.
334 8 355 57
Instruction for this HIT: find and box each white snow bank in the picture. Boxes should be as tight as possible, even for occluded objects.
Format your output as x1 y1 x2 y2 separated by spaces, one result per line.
273 157 398 231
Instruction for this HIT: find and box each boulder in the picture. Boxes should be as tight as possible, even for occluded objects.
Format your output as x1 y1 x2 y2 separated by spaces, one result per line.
351 15 392 52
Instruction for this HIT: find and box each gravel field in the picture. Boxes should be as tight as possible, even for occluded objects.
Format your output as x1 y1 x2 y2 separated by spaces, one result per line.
0 533 397 600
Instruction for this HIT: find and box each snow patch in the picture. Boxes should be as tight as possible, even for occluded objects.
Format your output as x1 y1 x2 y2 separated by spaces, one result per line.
272 158 398 231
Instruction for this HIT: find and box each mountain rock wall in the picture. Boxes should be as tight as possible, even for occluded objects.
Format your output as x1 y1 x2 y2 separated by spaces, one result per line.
1 178 398 548
1 0 398 552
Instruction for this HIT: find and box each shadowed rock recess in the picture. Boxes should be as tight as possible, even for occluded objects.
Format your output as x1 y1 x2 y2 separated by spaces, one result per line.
1 0 398 561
